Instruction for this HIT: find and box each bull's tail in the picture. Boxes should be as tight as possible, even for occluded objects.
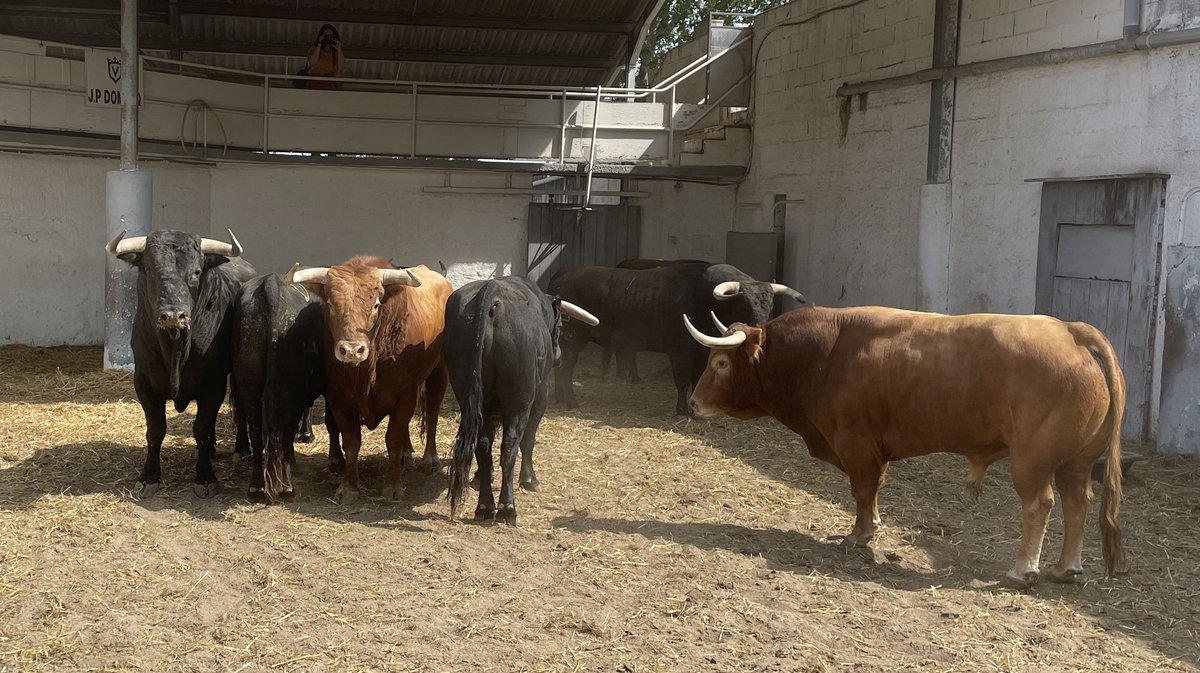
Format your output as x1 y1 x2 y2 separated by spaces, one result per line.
1079 324 1127 577
449 283 496 519
261 333 287 502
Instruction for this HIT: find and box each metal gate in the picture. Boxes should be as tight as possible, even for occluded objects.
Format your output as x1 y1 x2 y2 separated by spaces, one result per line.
526 203 641 289
1034 176 1166 440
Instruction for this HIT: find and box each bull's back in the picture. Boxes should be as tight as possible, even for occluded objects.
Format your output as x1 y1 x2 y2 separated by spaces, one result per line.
402 265 452 347
782 307 1115 457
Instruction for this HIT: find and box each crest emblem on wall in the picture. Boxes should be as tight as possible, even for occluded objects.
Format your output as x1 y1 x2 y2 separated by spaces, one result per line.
107 57 121 83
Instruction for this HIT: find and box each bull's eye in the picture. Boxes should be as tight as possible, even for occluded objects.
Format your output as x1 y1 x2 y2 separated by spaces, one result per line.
714 356 729 372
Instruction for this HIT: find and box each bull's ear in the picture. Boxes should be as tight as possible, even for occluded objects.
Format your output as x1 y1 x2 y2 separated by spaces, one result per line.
116 252 141 266
203 253 231 270
744 326 765 363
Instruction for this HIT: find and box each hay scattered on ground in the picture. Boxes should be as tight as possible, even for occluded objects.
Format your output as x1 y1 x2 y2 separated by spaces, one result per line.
0 345 1197 672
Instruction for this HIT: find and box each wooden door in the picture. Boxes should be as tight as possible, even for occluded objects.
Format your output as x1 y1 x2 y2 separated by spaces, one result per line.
1035 177 1165 440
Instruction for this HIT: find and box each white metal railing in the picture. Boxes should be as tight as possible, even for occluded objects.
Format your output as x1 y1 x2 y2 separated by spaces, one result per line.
0 32 753 165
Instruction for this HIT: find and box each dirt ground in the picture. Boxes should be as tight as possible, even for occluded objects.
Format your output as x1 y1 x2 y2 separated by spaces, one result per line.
0 345 1198 673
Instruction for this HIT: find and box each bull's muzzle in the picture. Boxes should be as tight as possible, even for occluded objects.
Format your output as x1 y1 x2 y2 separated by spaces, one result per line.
335 340 369 364
157 309 191 331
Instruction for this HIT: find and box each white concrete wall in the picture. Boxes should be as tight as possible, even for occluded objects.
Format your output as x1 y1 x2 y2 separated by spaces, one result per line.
740 0 935 308
637 180 736 262
0 153 533 346
0 153 211 345
1144 0 1200 30
208 166 529 285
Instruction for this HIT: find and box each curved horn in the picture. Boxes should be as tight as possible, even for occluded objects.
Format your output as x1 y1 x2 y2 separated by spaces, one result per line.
290 266 330 285
199 228 242 257
379 268 422 287
683 314 746 349
770 283 808 304
710 311 730 335
105 229 146 256
560 300 599 326
713 281 742 300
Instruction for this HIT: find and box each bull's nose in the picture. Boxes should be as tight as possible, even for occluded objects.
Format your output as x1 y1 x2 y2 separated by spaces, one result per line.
335 340 369 364
157 309 190 329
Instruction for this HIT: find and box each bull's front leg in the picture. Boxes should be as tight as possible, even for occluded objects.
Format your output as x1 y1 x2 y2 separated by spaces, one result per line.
835 440 888 547
191 385 225 498
133 376 167 498
382 411 412 501
333 408 362 506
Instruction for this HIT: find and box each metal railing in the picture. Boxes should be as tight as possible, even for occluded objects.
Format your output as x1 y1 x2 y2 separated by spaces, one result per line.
0 32 754 165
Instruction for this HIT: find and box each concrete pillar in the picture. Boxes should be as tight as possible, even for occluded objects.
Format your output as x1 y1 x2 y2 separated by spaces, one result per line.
104 170 153 371
917 183 952 313
104 0 150 371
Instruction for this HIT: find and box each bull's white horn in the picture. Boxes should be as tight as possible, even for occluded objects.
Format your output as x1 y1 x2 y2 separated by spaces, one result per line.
379 268 422 287
713 281 742 300
105 229 147 256
710 311 730 335
769 282 807 304
683 314 746 349
199 229 242 257
290 266 330 285
560 301 599 326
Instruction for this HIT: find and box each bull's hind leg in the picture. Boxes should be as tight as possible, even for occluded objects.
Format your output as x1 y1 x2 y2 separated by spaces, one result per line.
1005 458 1055 588
519 386 550 492
1045 457 1095 583
496 410 533 525
475 421 498 520
191 384 225 498
133 376 167 497
419 362 449 473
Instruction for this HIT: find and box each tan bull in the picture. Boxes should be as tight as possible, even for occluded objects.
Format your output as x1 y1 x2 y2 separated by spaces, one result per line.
685 305 1126 587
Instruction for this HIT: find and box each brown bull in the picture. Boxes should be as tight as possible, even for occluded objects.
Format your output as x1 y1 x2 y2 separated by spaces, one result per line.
292 256 452 505
685 306 1126 588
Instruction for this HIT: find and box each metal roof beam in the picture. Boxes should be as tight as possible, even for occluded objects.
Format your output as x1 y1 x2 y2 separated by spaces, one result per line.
174 3 635 34
0 28 615 69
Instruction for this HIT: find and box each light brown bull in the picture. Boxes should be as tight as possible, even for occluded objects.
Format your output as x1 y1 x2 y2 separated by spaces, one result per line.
685 306 1126 587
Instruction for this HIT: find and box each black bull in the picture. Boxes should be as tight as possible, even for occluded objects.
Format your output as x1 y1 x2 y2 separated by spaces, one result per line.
548 263 805 416
231 271 336 501
445 276 598 524
107 229 255 497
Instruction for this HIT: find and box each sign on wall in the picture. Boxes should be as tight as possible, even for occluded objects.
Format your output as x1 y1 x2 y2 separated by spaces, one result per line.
85 48 141 107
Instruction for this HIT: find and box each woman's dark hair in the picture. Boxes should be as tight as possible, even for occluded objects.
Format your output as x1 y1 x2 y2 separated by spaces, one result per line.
314 24 340 45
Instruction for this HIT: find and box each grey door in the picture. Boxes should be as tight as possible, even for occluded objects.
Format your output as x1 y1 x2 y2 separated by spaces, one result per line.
526 203 641 289
1035 177 1166 440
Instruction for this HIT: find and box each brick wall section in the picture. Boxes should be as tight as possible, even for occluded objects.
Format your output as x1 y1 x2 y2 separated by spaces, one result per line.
741 0 934 308
959 0 1125 63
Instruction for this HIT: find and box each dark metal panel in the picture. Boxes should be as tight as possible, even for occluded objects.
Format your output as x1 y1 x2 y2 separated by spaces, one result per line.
526 203 641 289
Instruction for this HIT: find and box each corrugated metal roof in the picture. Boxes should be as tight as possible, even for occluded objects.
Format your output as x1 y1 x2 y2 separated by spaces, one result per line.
0 0 665 87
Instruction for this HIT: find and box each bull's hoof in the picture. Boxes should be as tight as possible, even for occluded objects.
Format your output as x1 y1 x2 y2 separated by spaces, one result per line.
474 506 494 521
381 484 404 501
192 481 219 499
296 431 314 444
839 532 874 548
334 484 359 506
520 478 540 492
1002 569 1040 589
496 506 517 526
1044 566 1083 584
136 481 160 499
421 455 440 474
248 486 267 503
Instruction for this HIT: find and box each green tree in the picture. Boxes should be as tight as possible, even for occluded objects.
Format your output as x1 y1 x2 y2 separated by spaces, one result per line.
635 0 788 87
